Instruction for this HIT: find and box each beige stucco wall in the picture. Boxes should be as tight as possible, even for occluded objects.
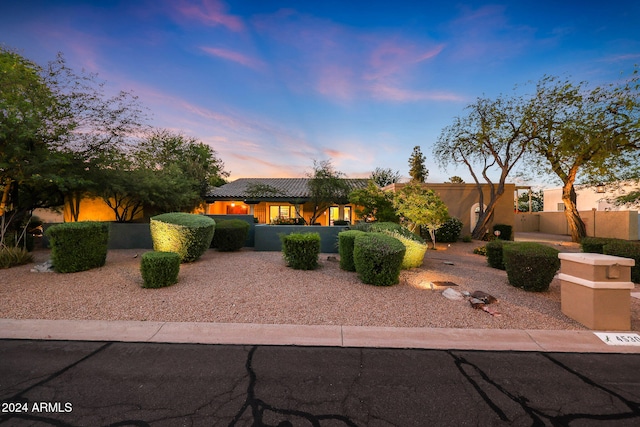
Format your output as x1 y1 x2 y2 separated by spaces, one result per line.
63 197 145 222
525 210 639 240
386 183 516 236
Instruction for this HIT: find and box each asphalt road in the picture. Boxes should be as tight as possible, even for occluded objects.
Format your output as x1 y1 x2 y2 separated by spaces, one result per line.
1 340 639 426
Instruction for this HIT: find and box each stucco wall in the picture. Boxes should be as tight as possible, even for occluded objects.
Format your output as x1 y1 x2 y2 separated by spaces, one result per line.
521 210 639 240
386 183 516 236
63 197 145 222
254 224 347 252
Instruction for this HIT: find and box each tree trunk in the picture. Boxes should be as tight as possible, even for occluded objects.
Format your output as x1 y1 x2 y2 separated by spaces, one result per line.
561 183 586 242
0 179 12 216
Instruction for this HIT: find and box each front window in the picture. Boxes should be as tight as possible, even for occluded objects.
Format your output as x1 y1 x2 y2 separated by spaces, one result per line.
269 205 300 223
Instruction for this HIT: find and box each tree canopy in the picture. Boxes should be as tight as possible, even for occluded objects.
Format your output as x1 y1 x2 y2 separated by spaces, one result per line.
434 94 533 239
306 160 349 225
408 146 428 183
370 167 401 187
392 182 448 248
524 73 640 241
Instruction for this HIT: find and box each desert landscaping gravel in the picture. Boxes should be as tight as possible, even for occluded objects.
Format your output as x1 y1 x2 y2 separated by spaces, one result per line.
1 242 639 331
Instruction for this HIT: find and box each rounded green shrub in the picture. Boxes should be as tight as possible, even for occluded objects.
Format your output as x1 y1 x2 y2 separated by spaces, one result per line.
140 251 180 288
150 213 215 263
281 232 321 270
581 237 618 254
486 240 509 270
338 230 366 271
603 241 640 283
45 221 109 273
382 232 427 269
503 242 560 292
211 219 249 251
435 217 463 243
353 233 406 286
492 224 513 241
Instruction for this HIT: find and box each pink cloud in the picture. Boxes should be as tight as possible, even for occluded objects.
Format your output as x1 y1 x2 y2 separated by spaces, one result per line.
252 9 453 104
173 0 244 32
370 83 466 102
201 46 264 70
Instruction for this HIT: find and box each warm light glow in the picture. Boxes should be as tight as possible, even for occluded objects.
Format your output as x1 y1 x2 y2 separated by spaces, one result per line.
231 203 236 207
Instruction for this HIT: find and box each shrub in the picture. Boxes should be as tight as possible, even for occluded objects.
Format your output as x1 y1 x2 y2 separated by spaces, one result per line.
367 222 425 244
350 222 426 269
503 242 560 292
271 216 305 225
150 213 215 263
281 233 321 270
140 251 180 288
462 235 473 243
353 233 406 286
492 224 513 241
486 240 509 270
581 237 618 254
338 230 366 271
211 219 250 251
603 241 640 283
0 247 33 269
333 220 349 226
45 221 109 273
473 245 487 256
434 217 463 243
382 232 428 269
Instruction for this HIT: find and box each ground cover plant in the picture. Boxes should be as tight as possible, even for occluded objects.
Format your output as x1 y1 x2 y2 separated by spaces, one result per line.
140 251 180 288
0 247 33 269
353 233 406 286
281 232 321 270
503 242 560 292
150 213 215 262
45 221 109 273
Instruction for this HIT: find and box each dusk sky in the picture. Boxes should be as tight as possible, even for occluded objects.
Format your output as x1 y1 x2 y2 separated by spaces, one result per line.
2 0 639 184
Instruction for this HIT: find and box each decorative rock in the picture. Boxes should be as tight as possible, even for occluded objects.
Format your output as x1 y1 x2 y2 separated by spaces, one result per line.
30 260 54 273
470 290 498 304
442 287 464 301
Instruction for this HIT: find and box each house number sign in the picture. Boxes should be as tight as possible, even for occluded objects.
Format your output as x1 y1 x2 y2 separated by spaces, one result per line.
594 332 640 346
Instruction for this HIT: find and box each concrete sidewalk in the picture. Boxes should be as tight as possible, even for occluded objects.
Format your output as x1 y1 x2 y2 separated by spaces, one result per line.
1 318 639 353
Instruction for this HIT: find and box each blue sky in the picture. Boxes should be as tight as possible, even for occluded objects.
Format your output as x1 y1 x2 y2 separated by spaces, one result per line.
2 0 639 184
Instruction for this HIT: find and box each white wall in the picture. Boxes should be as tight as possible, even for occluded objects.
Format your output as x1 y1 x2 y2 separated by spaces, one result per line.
543 182 639 212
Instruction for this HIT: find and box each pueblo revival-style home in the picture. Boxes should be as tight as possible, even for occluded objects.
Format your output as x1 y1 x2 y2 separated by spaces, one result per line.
205 178 516 235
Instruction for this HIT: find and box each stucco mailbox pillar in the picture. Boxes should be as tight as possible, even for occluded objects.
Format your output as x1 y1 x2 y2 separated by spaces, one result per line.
557 253 635 331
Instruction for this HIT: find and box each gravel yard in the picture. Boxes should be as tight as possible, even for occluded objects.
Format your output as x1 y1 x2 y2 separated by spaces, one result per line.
2 241 639 331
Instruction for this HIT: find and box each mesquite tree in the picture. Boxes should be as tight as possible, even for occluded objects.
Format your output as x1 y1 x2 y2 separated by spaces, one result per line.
525 73 640 242
434 95 534 239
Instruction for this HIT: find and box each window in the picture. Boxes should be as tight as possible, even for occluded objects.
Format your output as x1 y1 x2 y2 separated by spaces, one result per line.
557 203 565 212
269 205 298 223
329 206 352 225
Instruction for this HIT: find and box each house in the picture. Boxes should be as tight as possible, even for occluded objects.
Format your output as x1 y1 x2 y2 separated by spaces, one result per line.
208 178 516 235
205 178 370 225
543 181 639 212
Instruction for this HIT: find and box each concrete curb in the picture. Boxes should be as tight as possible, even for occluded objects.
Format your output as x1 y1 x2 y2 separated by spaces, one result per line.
1 319 639 353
